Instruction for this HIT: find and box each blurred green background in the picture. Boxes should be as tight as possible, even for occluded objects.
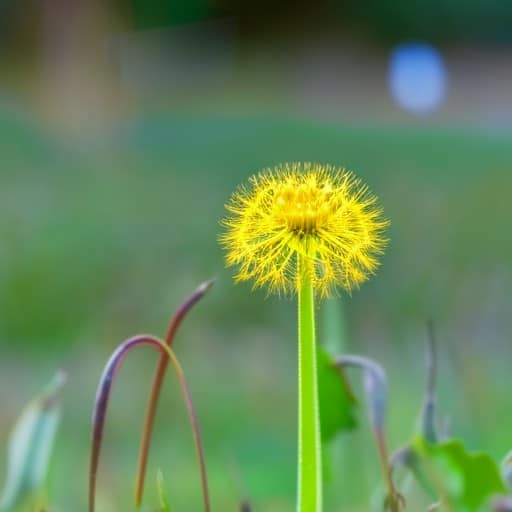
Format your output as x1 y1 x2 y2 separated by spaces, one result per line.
1 1 512 511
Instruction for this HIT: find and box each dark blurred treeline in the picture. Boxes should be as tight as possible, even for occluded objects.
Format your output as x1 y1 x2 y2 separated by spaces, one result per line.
0 0 511 46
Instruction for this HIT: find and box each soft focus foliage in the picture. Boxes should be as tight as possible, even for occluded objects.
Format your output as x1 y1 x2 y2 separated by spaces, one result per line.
0 372 64 511
1 1 512 507
317 348 357 442
411 436 506 510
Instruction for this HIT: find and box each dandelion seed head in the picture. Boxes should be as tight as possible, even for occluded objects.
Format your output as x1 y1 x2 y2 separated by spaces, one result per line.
220 162 389 298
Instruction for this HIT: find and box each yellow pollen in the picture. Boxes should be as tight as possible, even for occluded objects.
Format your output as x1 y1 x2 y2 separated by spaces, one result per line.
274 183 334 235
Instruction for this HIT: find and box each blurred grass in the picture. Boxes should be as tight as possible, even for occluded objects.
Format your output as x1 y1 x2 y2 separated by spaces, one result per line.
2 111 511 347
1 108 512 510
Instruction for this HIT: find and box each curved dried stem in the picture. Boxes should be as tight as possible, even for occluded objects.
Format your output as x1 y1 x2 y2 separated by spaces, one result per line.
335 355 404 512
135 280 214 506
89 335 210 512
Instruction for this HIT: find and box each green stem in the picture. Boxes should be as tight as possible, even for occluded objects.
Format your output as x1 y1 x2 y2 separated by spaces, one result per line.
297 255 322 512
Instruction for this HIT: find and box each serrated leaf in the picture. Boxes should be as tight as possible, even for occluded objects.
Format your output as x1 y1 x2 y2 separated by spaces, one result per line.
0 371 65 511
317 347 357 443
412 436 506 511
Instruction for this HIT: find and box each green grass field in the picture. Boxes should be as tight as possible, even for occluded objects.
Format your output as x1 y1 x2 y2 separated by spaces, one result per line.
1 108 512 510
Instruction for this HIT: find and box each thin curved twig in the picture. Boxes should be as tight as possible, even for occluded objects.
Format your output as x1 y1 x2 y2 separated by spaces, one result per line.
135 280 213 506
89 334 210 512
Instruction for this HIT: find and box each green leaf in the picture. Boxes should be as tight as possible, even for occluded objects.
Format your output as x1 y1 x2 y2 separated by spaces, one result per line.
0 371 65 511
156 469 172 512
412 436 506 511
317 348 357 443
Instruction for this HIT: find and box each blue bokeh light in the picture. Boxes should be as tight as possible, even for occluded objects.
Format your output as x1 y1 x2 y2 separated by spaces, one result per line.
388 43 447 115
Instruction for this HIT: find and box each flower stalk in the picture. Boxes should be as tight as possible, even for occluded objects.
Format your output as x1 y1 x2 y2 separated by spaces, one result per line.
297 254 322 512
220 163 389 512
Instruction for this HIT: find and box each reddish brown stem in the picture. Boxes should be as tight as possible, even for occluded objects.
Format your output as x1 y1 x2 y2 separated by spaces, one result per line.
375 429 402 512
90 335 161 512
89 334 210 512
135 280 213 506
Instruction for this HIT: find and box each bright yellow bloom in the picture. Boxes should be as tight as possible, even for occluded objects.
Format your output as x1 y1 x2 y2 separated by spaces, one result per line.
220 162 389 298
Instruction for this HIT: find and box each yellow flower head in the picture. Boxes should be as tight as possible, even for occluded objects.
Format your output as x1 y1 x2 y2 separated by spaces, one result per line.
220 162 389 298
